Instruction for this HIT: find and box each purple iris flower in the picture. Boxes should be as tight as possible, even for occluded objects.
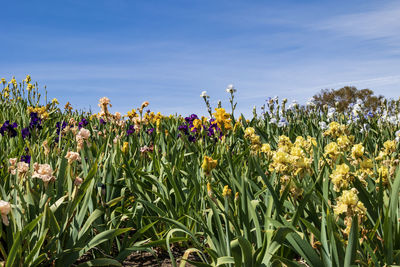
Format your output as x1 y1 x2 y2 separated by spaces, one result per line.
178 124 189 135
185 114 198 124
29 112 42 129
147 128 155 135
126 125 135 136
0 121 18 137
20 155 31 164
55 121 68 142
78 118 89 129
207 120 220 137
21 127 30 139
56 121 67 135
15 112 42 140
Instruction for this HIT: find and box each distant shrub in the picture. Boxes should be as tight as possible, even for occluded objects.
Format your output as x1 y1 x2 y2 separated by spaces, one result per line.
313 86 385 112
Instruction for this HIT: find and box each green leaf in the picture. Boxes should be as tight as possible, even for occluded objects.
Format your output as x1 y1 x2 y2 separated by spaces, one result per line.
344 215 358 267
6 214 43 267
286 232 323 267
216 256 235 266
390 168 400 224
83 228 131 252
77 209 104 240
237 237 253 267
24 229 49 266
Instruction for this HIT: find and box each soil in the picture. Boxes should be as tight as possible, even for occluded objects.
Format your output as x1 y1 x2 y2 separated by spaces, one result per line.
74 246 203 267
122 250 198 267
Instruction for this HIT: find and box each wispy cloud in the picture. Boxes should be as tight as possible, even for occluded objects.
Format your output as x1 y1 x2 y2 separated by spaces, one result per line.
316 2 400 41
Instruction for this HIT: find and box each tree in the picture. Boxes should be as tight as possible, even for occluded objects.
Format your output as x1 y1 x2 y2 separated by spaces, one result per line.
312 86 385 113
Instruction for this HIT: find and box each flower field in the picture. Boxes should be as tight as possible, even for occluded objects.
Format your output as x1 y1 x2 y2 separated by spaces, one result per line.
1 76 400 266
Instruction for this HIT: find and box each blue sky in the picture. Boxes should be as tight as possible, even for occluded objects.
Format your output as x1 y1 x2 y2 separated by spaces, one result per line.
1 0 400 117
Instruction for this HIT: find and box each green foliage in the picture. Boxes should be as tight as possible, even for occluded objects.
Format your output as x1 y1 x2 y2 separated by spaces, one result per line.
0 77 400 266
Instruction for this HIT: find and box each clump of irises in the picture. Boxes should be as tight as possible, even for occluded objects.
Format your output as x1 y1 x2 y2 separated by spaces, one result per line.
177 114 222 142
1 112 43 139
0 121 18 137
177 114 198 142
